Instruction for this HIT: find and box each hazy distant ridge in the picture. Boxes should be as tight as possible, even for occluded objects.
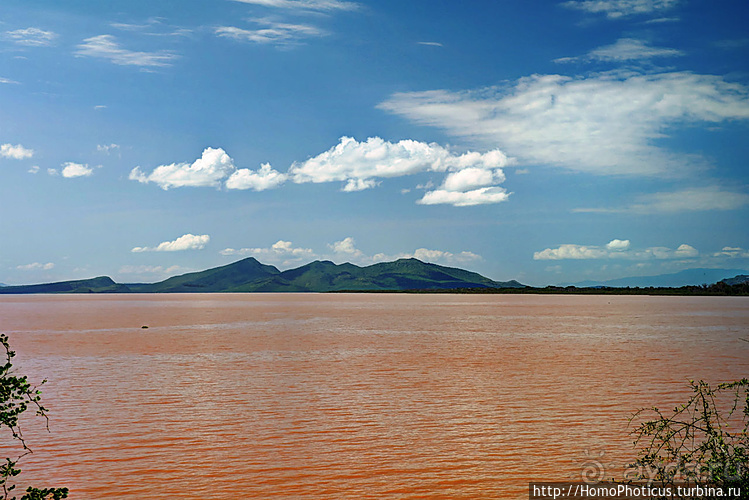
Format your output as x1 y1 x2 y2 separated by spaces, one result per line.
565 268 749 288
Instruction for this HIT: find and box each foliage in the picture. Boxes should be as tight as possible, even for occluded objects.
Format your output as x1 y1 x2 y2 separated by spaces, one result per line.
629 379 749 499
0 334 68 500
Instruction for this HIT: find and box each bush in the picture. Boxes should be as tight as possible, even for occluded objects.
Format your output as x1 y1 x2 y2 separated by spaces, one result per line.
629 379 748 499
0 333 68 500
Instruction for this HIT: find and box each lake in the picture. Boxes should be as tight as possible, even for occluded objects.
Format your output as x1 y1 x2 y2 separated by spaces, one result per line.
1 293 747 499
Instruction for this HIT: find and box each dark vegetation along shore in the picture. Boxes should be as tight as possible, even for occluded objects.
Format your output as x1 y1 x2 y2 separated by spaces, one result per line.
0 257 747 295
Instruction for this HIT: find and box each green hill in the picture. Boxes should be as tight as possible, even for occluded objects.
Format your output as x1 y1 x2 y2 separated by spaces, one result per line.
129 257 280 292
0 276 129 294
0 257 522 294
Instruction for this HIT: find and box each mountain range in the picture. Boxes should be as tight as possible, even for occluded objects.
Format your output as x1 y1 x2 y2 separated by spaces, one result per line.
564 268 749 288
0 257 524 294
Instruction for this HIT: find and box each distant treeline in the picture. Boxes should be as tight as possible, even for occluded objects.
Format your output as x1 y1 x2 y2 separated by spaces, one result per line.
334 281 749 296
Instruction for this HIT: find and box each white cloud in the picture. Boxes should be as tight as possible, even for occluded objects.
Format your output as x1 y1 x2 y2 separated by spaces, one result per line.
379 71 749 177
76 35 178 67
327 237 482 266
221 236 483 268
713 246 749 259
289 136 512 205
0 77 20 85
1 143 34 160
534 239 698 260
229 0 359 11
132 234 210 253
17 262 54 271
328 237 364 257
28 166 39 174
574 186 749 214
4 27 57 47
215 21 326 45
221 240 315 266
225 163 288 190
555 38 683 63
61 162 94 178
418 42 443 47
606 239 631 251
119 265 183 274
561 0 681 19
418 187 510 207
130 147 236 189
441 167 502 192
47 168 58 176
97 143 120 154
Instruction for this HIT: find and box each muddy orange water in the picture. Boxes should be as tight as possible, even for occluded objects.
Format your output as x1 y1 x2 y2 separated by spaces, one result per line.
0 293 747 499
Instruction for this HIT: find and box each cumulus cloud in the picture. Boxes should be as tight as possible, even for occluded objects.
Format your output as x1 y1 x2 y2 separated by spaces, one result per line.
132 234 210 253
1 143 34 160
328 237 364 258
606 239 631 251
17 262 54 271
289 136 512 206
61 162 94 178
328 237 482 265
561 0 681 19
574 186 749 214
229 0 359 10
130 148 236 189
4 27 57 47
555 38 683 63
534 239 698 260
225 163 287 190
215 21 326 46
76 35 178 67
221 240 315 266
379 71 749 177
221 236 483 268
28 166 40 174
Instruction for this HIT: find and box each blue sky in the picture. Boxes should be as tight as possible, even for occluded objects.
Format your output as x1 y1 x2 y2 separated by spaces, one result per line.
1 0 748 286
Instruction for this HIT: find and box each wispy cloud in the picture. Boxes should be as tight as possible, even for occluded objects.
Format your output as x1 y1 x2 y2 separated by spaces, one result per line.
1 143 34 160
561 0 681 19
0 77 20 85
97 143 120 154
229 0 360 11
3 27 57 47
534 239 698 260
76 35 178 67
555 38 683 63
713 246 749 259
573 187 749 214
418 41 443 47
379 71 749 177
17 262 55 271
215 20 326 46
132 234 210 253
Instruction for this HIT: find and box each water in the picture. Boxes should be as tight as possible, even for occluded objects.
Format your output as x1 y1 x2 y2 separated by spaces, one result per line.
1 293 747 499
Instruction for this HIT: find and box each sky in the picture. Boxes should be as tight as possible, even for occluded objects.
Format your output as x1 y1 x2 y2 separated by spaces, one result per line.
1 0 748 287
